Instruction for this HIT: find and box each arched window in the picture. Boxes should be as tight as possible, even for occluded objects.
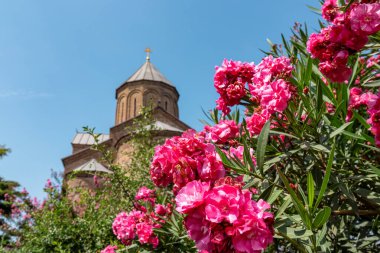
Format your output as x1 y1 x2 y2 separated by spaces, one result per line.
134 98 137 117
121 102 125 121
165 101 168 110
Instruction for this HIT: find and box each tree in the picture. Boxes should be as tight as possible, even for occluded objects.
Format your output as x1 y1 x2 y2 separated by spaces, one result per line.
17 106 166 252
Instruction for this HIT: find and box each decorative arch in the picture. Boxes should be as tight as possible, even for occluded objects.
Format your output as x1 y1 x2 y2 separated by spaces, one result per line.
116 95 126 124
143 89 160 108
162 94 172 113
127 89 142 120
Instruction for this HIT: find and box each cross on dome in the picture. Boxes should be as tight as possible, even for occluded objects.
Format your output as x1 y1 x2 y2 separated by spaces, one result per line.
145 47 151 61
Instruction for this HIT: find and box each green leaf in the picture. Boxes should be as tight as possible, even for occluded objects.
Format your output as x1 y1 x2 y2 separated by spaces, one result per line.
269 130 300 140
267 189 283 204
303 56 313 86
258 184 274 202
353 110 370 128
329 122 353 139
348 56 359 87
313 206 331 229
276 195 292 218
317 224 328 247
256 120 271 175
362 80 380 87
315 143 335 209
265 149 301 165
359 143 380 152
369 164 380 177
277 168 311 229
276 227 314 239
341 130 366 141
243 139 255 171
310 143 330 153
275 230 309 253
307 171 315 211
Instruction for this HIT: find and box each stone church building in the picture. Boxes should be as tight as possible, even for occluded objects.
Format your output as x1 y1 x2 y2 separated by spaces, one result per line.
61 51 190 193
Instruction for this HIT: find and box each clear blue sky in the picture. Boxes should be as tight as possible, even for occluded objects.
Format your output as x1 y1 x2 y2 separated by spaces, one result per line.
0 0 320 199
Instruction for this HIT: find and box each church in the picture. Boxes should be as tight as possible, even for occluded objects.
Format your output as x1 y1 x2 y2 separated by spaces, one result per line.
61 49 191 193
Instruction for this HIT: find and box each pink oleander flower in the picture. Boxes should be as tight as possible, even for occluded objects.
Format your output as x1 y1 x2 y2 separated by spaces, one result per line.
154 204 168 216
184 208 212 252
307 28 336 61
348 87 366 111
176 180 210 214
214 59 255 115
204 184 243 223
350 3 380 35
93 175 99 187
229 146 257 167
252 56 293 87
322 0 342 22
135 186 155 201
112 210 159 248
136 222 154 244
229 199 274 253
21 188 28 195
101 245 117 253
150 129 225 193
198 144 226 182
112 211 139 243
180 178 274 252
330 24 368 51
45 179 53 189
246 112 270 136
366 92 380 146
259 79 292 114
204 120 239 144
319 61 353 83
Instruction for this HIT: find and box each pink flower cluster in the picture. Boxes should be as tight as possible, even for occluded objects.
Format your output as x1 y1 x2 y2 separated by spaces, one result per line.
204 120 240 144
307 1 380 83
214 59 255 115
346 87 380 146
101 245 117 253
246 56 293 135
150 129 225 193
367 94 380 146
347 87 377 121
229 146 257 166
112 187 172 248
175 179 274 253
214 56 293 122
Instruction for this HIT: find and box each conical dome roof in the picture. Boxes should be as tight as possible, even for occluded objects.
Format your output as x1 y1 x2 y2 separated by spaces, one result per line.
125 61 174 87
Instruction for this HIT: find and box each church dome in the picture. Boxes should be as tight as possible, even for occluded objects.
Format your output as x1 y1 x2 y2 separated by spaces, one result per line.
125 61 174 87
114 50 180 125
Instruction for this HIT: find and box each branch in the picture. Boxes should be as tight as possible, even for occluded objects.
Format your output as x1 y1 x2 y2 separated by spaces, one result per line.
332 209 380 216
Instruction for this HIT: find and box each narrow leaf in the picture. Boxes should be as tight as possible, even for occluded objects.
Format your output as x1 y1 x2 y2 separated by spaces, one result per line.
277 168 311 229
267 189 283 204
276 195 292 218
258 184 274 202
315 143 335 209
329 122 353 139
307 171 315 211
313 206 331 229
256 120 271 175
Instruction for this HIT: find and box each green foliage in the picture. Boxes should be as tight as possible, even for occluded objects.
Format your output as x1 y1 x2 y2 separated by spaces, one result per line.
213 21 380 252
15 107 163 252
0 145 10 159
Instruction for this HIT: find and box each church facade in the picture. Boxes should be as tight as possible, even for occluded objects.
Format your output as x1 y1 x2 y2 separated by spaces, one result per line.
61 52 191 193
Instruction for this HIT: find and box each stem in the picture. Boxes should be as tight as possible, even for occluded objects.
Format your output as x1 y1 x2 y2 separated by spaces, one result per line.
332 209 380 216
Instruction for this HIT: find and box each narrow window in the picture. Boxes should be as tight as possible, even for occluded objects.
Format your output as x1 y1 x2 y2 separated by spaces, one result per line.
165 101 168 110
134 98 137 117
121 102 124 121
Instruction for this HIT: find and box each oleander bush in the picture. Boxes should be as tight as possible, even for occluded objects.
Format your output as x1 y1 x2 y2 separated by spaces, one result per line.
104 1 380 252
6 1 380 252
